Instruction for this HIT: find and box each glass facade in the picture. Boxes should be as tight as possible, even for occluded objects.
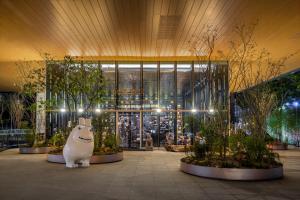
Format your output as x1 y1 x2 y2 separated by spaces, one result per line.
46 60 228 149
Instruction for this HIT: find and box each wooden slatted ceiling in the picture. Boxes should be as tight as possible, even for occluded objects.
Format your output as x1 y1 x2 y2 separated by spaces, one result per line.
0 0 299 60
0 0 300 91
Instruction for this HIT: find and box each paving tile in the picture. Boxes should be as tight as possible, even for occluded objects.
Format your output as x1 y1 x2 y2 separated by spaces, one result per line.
0 149 300 200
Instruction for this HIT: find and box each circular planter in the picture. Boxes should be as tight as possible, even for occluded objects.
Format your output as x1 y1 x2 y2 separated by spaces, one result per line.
19 147 53 154
267 143 288 150
180 161 283 181
47 152 123 164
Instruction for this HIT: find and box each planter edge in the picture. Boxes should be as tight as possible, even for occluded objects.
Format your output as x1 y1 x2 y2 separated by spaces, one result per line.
180 161 283 181
19 147 53 154
47 152 123 164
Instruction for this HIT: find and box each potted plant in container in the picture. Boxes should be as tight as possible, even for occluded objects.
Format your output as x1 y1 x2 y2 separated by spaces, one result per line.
180 22 294 180
47 113 123 164
47 57 122 164
16 58 53 154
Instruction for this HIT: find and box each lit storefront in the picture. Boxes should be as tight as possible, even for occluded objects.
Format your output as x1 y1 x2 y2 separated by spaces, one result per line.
46 60 228 149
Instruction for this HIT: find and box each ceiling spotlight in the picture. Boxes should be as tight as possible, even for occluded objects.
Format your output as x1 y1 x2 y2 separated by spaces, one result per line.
156 108 162 113
78 108 84 113
191 109 197 113
60 108 66 113
95 108 101 113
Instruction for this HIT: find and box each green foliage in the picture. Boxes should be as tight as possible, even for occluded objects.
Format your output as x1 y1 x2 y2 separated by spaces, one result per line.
49 56 106 116
49 131 66 148
228 129 282 168
104 134 116 149
92 112 116 150
192 142 206 160
229 129 247 155
25 132 35 147
183 115 199 133
267 108 283 140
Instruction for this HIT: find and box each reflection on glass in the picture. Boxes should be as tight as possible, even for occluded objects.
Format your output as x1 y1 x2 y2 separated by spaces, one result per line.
159 112 175 146
143 63 158 109
101 62 115 109
160 63 175 109
118 112 140 149
118 63 141 109
177 63 192 109
143 112 158 147
194 62 208 110
47 60 228 148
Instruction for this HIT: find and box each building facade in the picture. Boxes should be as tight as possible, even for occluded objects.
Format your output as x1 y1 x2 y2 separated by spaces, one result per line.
46 60 228 149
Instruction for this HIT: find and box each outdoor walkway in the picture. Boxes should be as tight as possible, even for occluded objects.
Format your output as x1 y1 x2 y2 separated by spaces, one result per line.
0 148 300 200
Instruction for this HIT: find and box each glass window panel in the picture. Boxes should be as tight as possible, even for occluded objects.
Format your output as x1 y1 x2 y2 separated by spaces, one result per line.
143 112 158 147
177 63 192 110
194 62 208 110
159 112 175 146
160 62 175 110
118 63 141 110
101 62 115 109
118 112 140 149
143 62 158 109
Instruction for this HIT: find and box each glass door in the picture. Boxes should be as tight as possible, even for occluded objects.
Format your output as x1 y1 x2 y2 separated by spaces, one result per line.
118 112 140 149
143 112 159 147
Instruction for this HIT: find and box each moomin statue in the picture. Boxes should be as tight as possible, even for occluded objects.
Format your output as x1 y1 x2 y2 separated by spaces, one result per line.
63 118 94 168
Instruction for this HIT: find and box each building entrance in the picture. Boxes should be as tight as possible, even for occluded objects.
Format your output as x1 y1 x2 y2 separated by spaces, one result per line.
118 112 141 149
118 111 176 149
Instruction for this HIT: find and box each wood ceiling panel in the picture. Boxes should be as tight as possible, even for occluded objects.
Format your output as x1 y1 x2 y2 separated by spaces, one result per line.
0 0 300 91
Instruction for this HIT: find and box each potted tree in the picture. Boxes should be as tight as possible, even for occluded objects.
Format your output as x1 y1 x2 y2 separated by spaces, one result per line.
16 59 53 154
47 57 123 164
180 22 292 180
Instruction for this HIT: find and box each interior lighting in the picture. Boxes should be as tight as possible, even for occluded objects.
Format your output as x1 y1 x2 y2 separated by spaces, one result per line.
209 108 214 113
95 108 101 113
78 108 84 113
156 108 162 113
60 108 66 113
191 109 197 113
118 64 140 68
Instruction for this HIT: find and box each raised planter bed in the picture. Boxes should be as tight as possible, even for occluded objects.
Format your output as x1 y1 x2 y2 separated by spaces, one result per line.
165 145 191 152
267 143 288 150
19 147 53 154
47 152 123 164
180 161 283 181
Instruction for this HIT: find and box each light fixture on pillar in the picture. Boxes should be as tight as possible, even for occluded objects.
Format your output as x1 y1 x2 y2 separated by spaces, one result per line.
156 108 162 113
95 108 101 113
209 108 214 114
60 108 66 113
191 108 197 113
78 108 84 113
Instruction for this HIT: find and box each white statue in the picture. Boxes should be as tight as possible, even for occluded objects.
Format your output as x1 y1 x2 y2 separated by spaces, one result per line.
63 118 94 168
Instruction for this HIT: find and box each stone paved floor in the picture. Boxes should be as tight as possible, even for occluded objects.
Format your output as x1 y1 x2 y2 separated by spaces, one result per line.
0 149 300 200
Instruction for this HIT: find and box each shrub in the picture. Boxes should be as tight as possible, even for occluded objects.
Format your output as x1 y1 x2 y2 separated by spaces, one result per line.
25 132 35 147
193 142 206 160
49 131 66 148
104 134 116 149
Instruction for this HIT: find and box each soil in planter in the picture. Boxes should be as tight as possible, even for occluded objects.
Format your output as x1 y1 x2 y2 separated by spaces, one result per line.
181 156 282 169
49 146 122 156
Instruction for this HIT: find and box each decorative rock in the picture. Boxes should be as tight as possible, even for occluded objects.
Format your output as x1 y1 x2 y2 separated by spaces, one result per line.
63 118 94 168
